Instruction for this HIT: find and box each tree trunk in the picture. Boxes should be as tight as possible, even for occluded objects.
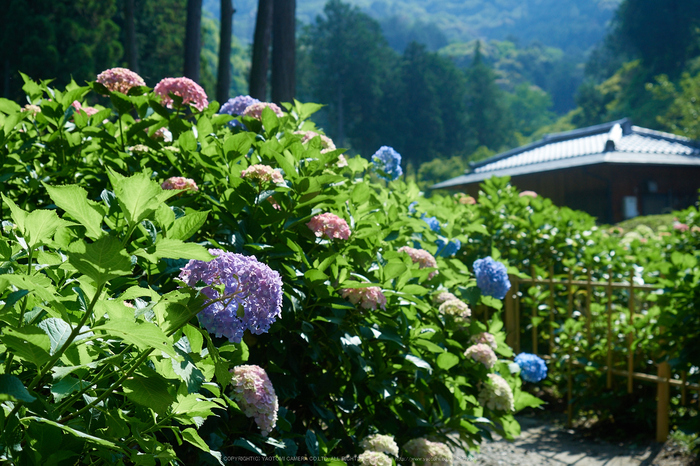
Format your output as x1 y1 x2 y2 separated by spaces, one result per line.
271 0 295 105
249 0 273 100
184 0 203 82
123 0 139 73
217 0 234 103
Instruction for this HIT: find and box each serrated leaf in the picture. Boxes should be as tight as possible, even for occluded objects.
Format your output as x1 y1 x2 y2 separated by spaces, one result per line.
0 374 36 402
2 327 51 367
92 320 177 358
107 170 178 226
171 352 205 393
50 376 89 403
154 238 214 261
167 211 209 240
38 317 72 355
122 374 175 414
182 427 210 452
20 417 122 450
67 236 132 286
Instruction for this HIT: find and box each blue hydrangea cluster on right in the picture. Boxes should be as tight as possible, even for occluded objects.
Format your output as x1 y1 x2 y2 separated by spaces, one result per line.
371 146 403 181
473 256 511 299
514 352 548 383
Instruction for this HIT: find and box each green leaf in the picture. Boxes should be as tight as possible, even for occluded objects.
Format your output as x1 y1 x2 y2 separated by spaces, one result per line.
122 374 176 414
51 376 88 403
0 374 36 402
92 320 177 358
178 130 197 152
171 352 205 393
261 107 280 134
38 317 72 355
182 427 210 452
44 184 105 239
167 210 209 240
68 236 132 286
514 391 545 412
20 417 122 451
3 327 51 367
436 352 460 370
305 430 319 457
0 98 21 115
405 354 432 373
107 170 177 226
154 238 214 261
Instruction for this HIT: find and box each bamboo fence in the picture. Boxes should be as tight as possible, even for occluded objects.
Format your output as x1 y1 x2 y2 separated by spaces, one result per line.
498 266 700 442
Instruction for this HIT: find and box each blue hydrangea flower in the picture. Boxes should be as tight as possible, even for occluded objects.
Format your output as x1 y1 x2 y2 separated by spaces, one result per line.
179 249 283 343
371 146 403 181
514 353 548 383
408 201 418 214
421 214 440 233
473 256 511 299
220 95 261 128
436 237 461 257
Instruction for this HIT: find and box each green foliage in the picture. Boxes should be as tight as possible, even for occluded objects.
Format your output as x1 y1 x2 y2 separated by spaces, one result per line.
648 71 700 139
0 75 545 464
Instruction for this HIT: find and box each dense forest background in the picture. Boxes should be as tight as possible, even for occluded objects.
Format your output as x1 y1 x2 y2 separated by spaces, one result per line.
1 0 699 185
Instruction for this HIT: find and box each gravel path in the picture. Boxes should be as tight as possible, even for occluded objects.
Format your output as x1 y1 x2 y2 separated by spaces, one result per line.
462 416 695 466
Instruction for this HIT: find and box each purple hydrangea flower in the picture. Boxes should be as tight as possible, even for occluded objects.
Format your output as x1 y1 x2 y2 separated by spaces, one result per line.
473 256 511 300
371 146 403 181
179 250 283 343
515 352 548 383
220 95 261 128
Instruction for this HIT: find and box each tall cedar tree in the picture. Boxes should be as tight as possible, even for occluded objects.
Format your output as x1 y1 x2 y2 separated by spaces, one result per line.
184 0 203 82
123 0 139 73
0 0 122 100
217 0 234 103
271 0 295 105
249 0 273 100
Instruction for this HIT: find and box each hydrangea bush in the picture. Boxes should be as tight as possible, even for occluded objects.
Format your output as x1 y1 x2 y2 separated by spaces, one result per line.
0 73 543 464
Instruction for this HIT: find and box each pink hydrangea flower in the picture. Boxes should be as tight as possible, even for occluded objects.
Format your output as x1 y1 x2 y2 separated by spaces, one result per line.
96 67 146 94
152 127 173 142
161 177 198 191
454 193 476 205
295 130 337 153
519 190 538 198
231 365 278 436
341 286 387 311
398 246 438 279
673 222 689 232
242 102 284 120
478 373 515 412
438 299 471 322
433 291 458 305
465 343 498 368
71 101 99 116
470 332 497 350
154 77 209 112
21 104 41 115
241 164 285 184
306 213 351 240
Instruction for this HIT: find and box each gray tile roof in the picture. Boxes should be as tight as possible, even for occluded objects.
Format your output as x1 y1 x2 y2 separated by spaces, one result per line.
432 118 700 189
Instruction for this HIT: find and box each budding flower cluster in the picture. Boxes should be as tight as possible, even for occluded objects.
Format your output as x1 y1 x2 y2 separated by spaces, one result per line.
398 246 438 279
231 365 278 436
464 343 497 369
478 373 515 412
306 213 351 240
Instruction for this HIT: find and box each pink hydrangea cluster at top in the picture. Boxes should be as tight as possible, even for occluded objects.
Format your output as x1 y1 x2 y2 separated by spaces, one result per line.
161 177 198 191
470 331 497 350
403 438 453 466
398 246 438 279
241 164 285 185
519 190 538 198
478 373 515 412
464 343 498 368
96 67 146 94
242 102 284 120
438 299 471 323
154 77 209 112
341 286 387 311
454 193 476 205
230 365 278 436
306 213 351 240
71 101 99 116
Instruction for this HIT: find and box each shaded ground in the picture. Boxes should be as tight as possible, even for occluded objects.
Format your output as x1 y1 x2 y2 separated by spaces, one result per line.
467 415 698 466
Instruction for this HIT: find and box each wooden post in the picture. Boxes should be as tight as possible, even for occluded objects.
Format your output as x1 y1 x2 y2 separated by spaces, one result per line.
657 361 670 442
548 264 555 355
586 269 592 349
567 268 574 428
627 269 635 394
505 275 516 349
532 266 538 356
606 271 613 389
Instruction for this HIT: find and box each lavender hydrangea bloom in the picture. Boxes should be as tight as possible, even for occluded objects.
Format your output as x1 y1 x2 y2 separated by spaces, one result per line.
179 250 283 343
371 146 403 181
421 214 440 233
515 352 548 383
436 237 461 257
220 95 261 128
473 256 511 300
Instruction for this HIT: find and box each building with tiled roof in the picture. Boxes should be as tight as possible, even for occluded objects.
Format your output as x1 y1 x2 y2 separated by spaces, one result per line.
433 118 700 223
